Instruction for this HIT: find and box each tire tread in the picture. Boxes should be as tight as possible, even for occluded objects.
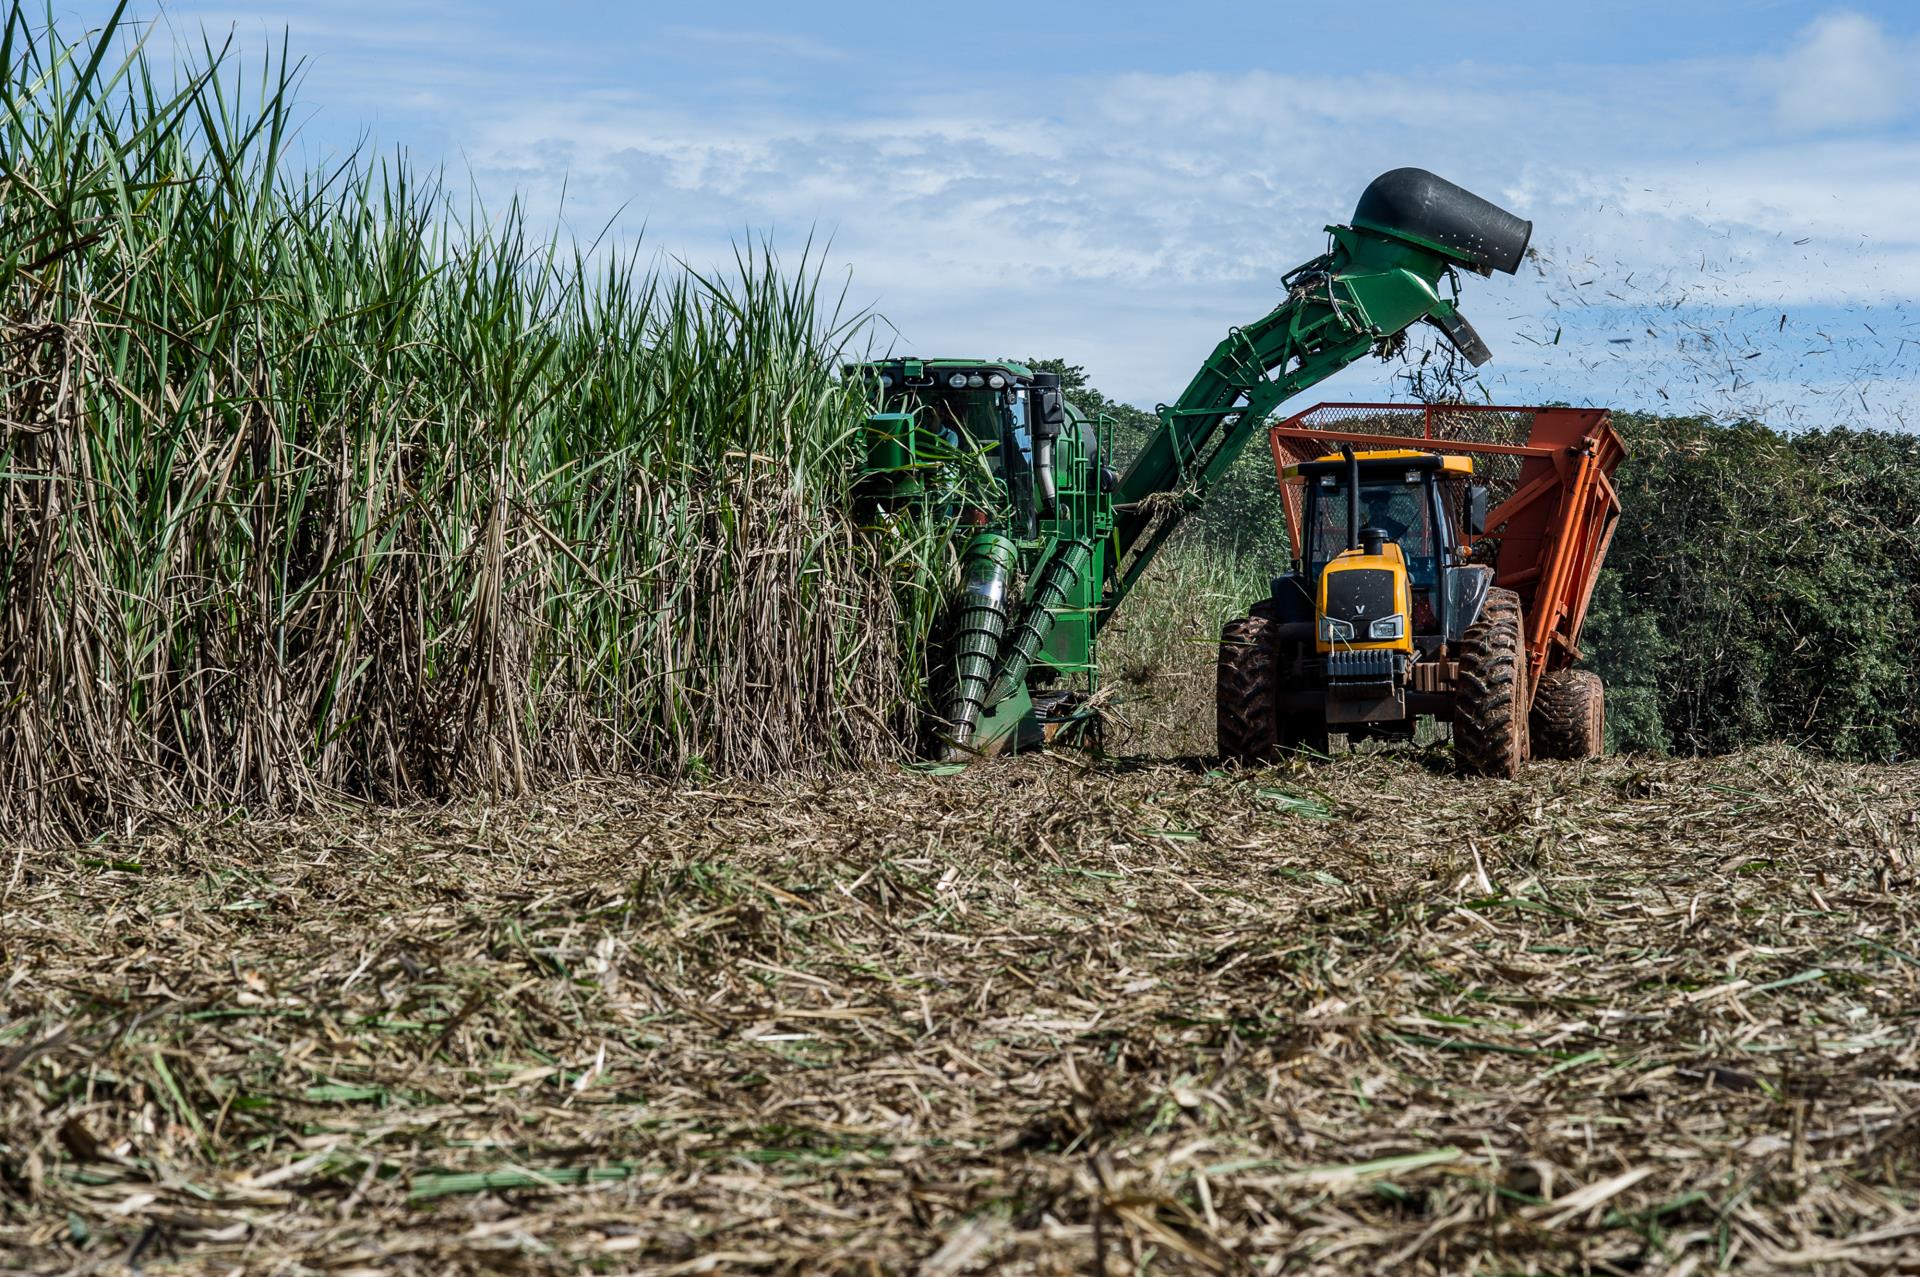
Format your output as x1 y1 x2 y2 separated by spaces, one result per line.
1217 612 1279 762
1454 587 1528 778
1531 669 1605 760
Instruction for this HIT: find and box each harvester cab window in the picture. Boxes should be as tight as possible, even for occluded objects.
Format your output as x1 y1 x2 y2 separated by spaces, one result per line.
918 399 963 451
913 378 1036 533
1007 391 1034 468
916 392 1021 470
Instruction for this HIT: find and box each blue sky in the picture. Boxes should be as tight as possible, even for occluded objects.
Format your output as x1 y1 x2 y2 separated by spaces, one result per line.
135 0 1920 425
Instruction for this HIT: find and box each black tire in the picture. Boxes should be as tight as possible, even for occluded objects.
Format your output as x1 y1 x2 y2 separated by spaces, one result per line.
1454 587 1528 778
1531 669 1605 760
1217 612 1279 763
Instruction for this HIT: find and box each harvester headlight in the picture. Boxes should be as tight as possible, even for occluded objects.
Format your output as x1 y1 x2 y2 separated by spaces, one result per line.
987 373 1006 389
947 373 968 389
967 374 985 388
1319 616 1355 642
1369 613 1406 640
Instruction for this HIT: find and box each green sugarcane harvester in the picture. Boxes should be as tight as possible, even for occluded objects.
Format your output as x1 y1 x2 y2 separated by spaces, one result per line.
852 169 1538 759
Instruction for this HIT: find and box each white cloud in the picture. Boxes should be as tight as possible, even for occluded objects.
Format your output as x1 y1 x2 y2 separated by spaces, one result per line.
150 4 1920 426
450 36 1920 422
663 27 848 63
1770 10 1914 130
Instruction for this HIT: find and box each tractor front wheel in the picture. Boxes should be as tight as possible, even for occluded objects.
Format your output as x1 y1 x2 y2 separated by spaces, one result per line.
1217 611 1279 763
1453 587 1528 778
1530 669 1605 760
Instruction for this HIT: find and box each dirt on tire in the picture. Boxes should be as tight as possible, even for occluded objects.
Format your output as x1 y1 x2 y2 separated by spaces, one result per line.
1453 586 1529 777
1532 667 1605 759
1215 611 1278 762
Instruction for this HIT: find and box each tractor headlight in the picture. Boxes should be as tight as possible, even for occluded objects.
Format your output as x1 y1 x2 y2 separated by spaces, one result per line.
878 374 893 390
1319 616 1355 642
987 373 1006 389
947 373 968 389
967 374 985 388
1369 613 1406 640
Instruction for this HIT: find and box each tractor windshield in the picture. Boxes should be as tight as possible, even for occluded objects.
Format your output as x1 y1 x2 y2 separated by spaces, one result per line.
1305 477 1439 584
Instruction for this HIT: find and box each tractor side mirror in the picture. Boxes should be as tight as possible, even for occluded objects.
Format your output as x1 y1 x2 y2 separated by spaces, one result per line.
1468 484 1489 535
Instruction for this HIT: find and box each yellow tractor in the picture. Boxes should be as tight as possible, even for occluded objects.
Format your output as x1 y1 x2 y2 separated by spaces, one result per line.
1217 404 1625 776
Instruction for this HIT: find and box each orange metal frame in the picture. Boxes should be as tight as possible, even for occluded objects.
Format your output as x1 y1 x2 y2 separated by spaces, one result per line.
1268 403 1625 698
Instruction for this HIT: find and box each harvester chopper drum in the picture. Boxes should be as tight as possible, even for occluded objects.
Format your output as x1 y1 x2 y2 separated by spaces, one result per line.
1217 404 1625 777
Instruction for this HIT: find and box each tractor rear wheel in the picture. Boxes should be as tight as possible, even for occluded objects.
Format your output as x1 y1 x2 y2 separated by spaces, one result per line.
1453 587 1528 778
1217 611 1279 763
1530 669 1605 760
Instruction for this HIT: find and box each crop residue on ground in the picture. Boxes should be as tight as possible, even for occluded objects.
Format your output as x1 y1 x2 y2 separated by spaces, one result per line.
3 748 1916 1273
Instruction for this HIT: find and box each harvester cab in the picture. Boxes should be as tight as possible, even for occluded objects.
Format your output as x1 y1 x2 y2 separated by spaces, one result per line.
853 360 1110 538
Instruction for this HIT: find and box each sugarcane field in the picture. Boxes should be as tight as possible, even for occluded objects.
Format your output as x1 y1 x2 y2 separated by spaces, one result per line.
4 4 1920 1275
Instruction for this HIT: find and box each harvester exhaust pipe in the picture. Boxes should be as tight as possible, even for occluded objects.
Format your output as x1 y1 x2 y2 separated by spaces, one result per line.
1030 372 1066 518
1033 435 1058 517
942 532 1019 752
1344 445 1361 552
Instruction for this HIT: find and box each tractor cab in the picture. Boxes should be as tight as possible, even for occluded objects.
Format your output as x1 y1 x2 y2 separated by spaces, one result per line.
1288 449 1475 650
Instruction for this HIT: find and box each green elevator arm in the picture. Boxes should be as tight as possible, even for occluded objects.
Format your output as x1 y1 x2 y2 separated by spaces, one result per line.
1103 168 1530 619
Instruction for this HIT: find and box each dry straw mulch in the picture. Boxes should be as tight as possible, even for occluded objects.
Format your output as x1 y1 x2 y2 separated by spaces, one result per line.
2 747 1917 1274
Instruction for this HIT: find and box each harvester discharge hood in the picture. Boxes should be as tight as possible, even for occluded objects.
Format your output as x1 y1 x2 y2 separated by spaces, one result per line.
1350 168 1532 278
1334 168 1531 368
